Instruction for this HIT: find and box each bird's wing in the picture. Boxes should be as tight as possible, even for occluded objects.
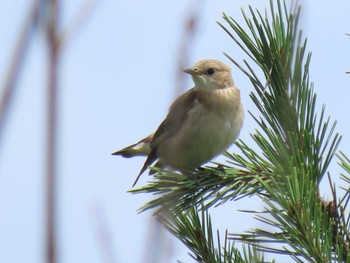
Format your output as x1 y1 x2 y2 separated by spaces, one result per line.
133 88 198 186
151 88 198 149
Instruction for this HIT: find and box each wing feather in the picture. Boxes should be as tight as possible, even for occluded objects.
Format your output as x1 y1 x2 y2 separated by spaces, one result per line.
135 88 198 183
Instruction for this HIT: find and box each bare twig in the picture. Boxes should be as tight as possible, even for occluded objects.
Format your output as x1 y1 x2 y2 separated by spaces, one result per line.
143 217 174 263
58 0 99 49
44 0 98 261
174 0 204 97
91 204 118 263
45 0 60 262
0 0 40 146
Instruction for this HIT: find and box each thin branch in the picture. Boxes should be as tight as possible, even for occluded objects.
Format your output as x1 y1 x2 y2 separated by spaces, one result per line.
91 204 118 263
45 0 60 262
174 0 204 97
58 0 99 49
0 0 40 146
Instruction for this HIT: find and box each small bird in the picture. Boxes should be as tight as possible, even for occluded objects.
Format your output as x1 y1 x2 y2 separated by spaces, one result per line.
113 59 244 186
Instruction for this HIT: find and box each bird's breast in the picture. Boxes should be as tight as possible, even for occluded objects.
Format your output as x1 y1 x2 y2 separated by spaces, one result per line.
157 86 244 170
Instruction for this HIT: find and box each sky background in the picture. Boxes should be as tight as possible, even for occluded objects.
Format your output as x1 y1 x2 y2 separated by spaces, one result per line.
0 0 349 262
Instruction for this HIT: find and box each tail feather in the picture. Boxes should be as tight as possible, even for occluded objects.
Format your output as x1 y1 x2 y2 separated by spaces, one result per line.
132 148 157 187
112 133 153 158
112 143 140 158
111 133 156 187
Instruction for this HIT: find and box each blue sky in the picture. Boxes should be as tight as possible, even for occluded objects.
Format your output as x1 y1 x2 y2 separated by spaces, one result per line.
0 0 349 262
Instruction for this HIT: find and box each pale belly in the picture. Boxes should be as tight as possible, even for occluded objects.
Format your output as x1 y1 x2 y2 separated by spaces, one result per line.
157 104 243 170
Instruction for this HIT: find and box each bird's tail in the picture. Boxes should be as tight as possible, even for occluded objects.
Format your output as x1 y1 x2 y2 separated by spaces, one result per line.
111 133 153 158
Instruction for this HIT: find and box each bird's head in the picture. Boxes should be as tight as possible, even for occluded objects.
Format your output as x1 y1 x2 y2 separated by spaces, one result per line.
184 59 234 91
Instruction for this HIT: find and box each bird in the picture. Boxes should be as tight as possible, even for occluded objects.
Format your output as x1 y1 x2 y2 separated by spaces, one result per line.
112 59 244 186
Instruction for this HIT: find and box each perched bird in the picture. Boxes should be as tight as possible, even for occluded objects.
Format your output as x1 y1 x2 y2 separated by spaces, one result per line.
113 59 244 186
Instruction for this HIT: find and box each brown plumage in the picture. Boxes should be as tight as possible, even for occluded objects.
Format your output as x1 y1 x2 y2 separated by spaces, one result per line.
113 59 244 186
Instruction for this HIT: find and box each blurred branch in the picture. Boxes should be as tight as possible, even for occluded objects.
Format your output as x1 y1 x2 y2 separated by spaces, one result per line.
347 33 349 74
0 0 40 146
58 0 99 50
142 217 174 263
45 0 60 262
0 1 99 263
91 204 118 263
174 0 204 97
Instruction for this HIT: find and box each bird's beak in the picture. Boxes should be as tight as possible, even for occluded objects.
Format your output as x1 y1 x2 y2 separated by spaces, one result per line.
183 68 200 76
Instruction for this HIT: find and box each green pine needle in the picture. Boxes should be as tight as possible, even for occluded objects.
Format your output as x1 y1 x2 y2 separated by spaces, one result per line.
128 1 350 262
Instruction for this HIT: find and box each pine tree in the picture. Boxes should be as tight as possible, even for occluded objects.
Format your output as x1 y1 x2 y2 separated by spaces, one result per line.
131 1 350 262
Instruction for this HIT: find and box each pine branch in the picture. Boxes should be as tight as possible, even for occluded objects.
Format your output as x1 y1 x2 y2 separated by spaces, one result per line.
130 164 270 213
219 1 346 261
158 206 268 263
129 1 350 262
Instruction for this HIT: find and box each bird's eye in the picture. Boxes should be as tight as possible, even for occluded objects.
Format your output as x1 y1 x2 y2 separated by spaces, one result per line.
207 68 216 75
